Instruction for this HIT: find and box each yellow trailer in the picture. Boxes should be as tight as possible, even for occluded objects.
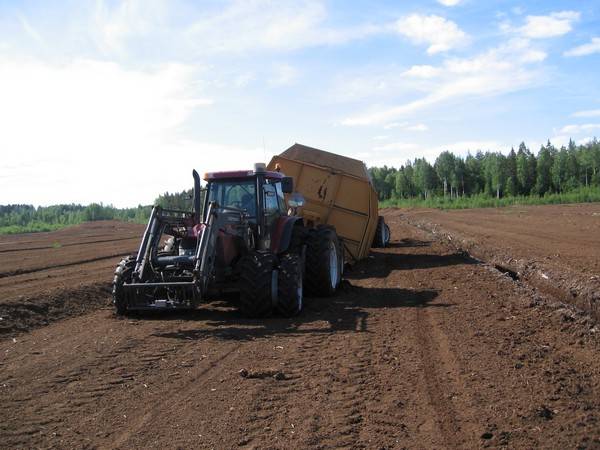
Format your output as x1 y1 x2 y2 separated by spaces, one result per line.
268 143 390 262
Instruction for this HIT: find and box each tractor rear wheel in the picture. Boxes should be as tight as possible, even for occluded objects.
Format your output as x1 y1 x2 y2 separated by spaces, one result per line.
306 225 341 297
238 252 276 318
277 253 303 317
112 255 136 316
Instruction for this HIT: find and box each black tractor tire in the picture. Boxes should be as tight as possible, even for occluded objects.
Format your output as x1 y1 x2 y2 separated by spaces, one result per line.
372 216 391 248
289 224 308 254
238 252 276 318
112 255 136 316
277 253 303 317
305 225 341 297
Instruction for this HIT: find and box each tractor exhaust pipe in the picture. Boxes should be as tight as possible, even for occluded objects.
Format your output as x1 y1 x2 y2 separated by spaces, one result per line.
192 169 202 223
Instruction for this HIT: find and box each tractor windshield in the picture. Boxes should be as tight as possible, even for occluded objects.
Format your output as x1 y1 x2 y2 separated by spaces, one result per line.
207 179 257 218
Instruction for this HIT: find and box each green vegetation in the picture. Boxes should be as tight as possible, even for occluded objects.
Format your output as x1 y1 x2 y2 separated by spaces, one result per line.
0 204 152 234
380 186 600 209
371 139 600 209
0 189 194 235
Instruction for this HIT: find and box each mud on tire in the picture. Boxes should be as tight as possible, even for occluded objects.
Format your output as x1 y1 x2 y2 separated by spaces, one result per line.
277 253 303 317
306 225 341 297
112 255 136 316
238 252 275 318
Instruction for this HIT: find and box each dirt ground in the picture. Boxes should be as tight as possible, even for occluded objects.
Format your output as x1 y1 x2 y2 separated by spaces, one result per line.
1 210 600 449
0 221 142 334
399 203 600 320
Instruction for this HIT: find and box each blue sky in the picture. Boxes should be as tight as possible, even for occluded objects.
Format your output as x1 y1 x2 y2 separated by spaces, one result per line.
1 0 600 207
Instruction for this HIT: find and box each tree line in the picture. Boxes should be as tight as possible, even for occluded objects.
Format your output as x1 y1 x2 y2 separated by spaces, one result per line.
0 190 193 234
369 139 600 201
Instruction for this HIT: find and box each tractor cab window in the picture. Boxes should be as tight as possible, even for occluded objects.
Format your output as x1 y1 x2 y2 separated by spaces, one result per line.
208 179 257 219
263 184 279 221
275 182 286 212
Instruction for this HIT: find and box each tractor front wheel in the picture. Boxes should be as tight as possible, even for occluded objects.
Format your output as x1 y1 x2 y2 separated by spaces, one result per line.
112 255 136 316
238 252 276 318
277 253 303 317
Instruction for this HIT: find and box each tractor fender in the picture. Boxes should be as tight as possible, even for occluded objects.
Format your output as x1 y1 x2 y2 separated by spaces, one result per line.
271 216 304 254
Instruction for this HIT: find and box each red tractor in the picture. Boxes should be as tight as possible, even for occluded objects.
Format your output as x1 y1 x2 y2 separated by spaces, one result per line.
113 164 343 317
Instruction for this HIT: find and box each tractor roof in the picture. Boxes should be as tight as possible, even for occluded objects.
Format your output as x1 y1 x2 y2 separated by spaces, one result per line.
203 170 284 181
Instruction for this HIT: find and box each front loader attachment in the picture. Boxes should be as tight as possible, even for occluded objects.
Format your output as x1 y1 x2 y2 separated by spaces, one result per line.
119 202 236 311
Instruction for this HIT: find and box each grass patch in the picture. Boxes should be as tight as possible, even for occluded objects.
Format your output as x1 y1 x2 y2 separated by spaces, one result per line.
381 187 600 210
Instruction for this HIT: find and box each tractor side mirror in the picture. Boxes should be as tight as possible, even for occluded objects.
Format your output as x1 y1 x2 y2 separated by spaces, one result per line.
281 177 294 193
287 192 305 208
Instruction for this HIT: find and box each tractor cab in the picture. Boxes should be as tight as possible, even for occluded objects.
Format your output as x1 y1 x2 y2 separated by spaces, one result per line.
203 163 294 251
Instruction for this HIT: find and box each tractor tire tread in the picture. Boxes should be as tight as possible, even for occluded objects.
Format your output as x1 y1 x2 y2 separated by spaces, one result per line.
305 225 340 297
238 252 275 318
277 253 303 317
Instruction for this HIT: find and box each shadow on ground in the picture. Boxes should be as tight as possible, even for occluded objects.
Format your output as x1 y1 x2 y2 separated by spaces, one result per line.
348 249 475 281
146 284 441 342
388 238 432 248
123 243 473 342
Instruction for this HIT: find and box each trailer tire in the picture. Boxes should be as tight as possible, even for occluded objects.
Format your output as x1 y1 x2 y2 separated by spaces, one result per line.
306 225 341 297
372 216 390 248
112 255 136 316
238 252 275 318
277 253 303 317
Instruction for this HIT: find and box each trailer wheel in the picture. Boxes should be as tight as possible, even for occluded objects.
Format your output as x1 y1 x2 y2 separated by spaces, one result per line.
277 253 303 317
238 252 275 318
112 255 136 316
306 225 341 297
373 216 390 248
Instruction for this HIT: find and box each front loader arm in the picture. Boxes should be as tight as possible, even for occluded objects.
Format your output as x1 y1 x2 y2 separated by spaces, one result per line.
133 206 160 281
194 202 218 295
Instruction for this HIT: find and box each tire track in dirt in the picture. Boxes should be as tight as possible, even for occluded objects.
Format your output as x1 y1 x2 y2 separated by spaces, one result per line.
301 327 373 449
0 236 138 254
0 252 132 279
0 322 197 447
414 306 480 449
107 342 242 449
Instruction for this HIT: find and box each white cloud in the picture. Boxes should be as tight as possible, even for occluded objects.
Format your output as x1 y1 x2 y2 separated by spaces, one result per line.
406 123 428 132
373 142 419 152
520 11 580 39
269 63 298 86
0 57 225 207
402 65 441 79
437 0 462 6
17 14 44 45
364 140 508 167
86 0 386 58
572 109 600 118
395 14 469 54
341 39 545 126
185 0 382 55
559 123 600 135
92 0 169 55
431 140 506 156
564 37 600 57
383 122 428 131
